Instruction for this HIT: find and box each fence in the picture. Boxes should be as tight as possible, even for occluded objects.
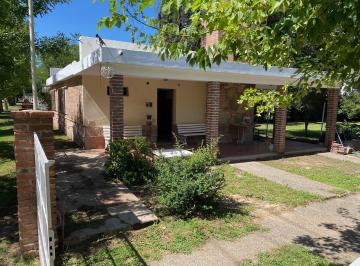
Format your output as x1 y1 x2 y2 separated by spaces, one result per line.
34 133 55 266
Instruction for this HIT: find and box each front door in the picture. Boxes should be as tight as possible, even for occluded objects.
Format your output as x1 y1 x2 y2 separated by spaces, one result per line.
157 89 174 141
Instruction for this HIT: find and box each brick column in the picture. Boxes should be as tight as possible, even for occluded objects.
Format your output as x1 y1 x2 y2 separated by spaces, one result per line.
12 111 55 255
273 107 287 153
206 82 220 144
325 88 340 149
109 75 124 141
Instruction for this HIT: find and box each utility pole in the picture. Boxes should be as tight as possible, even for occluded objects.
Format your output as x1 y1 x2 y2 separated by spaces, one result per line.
28 0 38 110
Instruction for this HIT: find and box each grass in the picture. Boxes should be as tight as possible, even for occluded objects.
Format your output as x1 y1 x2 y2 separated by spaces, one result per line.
265 155 360 192
0 111 16 210
0 240 37 266
241 245 337 266
222 165 321 206
59 206 261 264
65 206 110 237
257 122 325 142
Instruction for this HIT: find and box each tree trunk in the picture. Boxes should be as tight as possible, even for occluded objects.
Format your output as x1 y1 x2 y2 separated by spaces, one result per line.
0 99 3 113
4 99 9 111
304 121 309 137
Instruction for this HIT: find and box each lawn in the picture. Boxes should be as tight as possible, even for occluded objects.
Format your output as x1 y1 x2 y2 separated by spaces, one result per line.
241 245 336 266
257 122 325 142
222 165 321 206
59 164 327 264
60 206 261 264
265 155 360 192
0 112 16 210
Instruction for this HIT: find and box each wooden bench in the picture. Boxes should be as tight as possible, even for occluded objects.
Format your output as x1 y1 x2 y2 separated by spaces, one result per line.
176 123 206 143
103 125 143 146
123 125 143 139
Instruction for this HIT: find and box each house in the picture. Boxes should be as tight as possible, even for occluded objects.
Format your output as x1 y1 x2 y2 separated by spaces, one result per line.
46 35 339 160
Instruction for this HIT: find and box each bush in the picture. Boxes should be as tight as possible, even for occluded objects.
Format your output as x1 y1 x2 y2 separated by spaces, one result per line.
105 137 154 186
337 122 360 140
154 142 224 217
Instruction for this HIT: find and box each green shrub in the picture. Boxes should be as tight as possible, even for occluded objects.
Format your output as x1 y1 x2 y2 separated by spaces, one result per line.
337 122 360 140
105 137 154 186
154 142 224 217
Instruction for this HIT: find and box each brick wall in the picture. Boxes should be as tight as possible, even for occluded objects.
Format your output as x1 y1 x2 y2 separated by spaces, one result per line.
12 111 56 255
50 77 83 146
325 88 340 149
273 107 287 153
206 82 221 144
64 84 83 145
202 31 222 48
84 126 105 149
109 75 124 141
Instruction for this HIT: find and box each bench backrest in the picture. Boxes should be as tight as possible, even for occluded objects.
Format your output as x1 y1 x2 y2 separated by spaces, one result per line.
103 125 144 146
177 123 206 135
123 125 143 138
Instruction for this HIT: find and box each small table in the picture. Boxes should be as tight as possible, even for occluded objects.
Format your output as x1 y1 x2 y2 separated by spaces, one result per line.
152 148 193 158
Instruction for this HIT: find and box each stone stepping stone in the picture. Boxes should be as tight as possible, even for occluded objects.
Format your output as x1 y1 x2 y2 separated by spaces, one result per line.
107 202 158 228
232 161 338 198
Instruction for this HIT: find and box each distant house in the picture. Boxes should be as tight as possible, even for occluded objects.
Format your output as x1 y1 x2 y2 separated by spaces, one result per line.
47 35 338 161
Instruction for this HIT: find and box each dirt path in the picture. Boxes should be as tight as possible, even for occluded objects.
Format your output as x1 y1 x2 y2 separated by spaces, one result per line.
232 161 338 198
56 149 157 245
151 193 360 266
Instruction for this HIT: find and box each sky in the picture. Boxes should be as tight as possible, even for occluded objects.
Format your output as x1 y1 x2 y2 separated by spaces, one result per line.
35 0 156 42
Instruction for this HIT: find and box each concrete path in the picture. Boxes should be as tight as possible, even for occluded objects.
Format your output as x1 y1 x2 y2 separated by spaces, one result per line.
319 152 360 164
232 162 338 198
151 193 360 266
56 149 158 245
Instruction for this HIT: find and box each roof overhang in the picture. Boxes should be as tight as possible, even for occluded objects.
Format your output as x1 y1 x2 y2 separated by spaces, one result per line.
46 47 305 87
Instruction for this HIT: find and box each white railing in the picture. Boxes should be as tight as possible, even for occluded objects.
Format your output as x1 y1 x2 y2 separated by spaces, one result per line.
34 133 55 266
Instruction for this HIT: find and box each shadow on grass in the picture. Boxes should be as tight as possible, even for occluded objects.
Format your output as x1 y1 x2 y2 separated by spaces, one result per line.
55 233 148 266
54 130 80 150
294 207 360 265
0 141 14 160
0 172 18 244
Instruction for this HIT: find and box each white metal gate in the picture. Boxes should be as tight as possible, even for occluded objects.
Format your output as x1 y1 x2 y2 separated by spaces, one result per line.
34 133 55 266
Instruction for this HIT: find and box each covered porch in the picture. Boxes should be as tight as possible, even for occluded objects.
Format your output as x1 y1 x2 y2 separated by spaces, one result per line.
107 74 338 160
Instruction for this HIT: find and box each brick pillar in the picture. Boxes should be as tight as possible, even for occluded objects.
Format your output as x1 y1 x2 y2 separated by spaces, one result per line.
12 110 56 255
273 107 287 153
109 75 124 141
206 82 220 144
325 88 340 150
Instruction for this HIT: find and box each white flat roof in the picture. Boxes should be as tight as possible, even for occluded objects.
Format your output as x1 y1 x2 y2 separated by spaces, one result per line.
46 46 302 86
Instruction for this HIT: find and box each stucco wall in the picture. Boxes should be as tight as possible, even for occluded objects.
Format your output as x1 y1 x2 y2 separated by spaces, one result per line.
82 75 207 127
82 75 110 127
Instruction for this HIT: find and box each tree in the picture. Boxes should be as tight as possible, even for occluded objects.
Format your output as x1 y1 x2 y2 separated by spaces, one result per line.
339 90 360 121
97 0 357 113
291 88 326 136
35 33 79 106
36 33 79 83
0 0 71 111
